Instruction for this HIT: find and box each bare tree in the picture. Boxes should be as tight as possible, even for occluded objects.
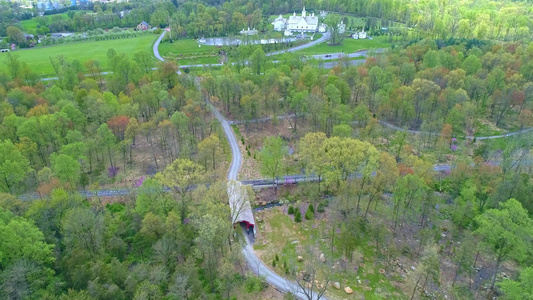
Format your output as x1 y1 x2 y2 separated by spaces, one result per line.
289 245 333 300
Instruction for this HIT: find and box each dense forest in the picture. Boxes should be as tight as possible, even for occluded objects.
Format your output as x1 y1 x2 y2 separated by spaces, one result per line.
206 39 533 138
1 0 533 299
2 0 532 41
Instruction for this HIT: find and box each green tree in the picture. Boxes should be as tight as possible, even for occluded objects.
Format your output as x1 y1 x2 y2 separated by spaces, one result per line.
250 47 266 75
498 266 533 299
97 123 116 168
294 210 302 223
51 153 81 186
258 136 287 183
0 140 31 193
0 207 54 269
197 134 222 171
155 159 205 221
61 206 104 255
6 26 26 46
475 198 533 290
462 55 482 75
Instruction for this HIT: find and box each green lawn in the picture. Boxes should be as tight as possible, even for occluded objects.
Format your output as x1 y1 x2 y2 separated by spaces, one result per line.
178 56 219 66
158 39 217 58
20 13 70 33
11 34 157 77
297 35 391 55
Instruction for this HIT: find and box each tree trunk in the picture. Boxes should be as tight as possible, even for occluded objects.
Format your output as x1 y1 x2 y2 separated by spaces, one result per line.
410 275 422 300
490 256 503 290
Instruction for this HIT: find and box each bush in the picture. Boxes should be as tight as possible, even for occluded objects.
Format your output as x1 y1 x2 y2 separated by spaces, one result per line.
275 254 279 261
288 206 294 214
294 211 302 222
272 259 276 267
317 203 325 213
308 204 315 213
244 275 266 293
305 207 314 220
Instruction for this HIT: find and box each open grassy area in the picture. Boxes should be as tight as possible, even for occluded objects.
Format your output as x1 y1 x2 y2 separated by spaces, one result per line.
158 39 217 58
11 34 157 77
254 204 401 299
20 13 71 33
178 56 219 66
297 35 391 55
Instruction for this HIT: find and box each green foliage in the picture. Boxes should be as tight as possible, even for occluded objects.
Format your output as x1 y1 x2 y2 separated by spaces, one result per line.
258 136 288 181
288 206 294 214
294 210 302 223
308 204 315 213
51 153 81 186
305 207 314 220
317 203 326 213
475 198 533 289
498 267 533 299
0 207 54 269
0 140 31 193
244 275 266 293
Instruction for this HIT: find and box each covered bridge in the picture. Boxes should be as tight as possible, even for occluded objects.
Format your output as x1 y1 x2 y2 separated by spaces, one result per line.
227 181 256 237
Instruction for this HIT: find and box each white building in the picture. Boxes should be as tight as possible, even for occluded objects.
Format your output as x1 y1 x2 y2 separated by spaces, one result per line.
240 27 258 35
271 15 287 31
286 7 318 32
352 28 367 39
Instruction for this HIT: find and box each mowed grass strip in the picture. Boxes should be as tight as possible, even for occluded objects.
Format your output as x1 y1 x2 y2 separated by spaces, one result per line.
10 34 157 77
158 39 217 57
297 35 391 55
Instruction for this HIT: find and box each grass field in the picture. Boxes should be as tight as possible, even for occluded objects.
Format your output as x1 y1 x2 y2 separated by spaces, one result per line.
10 34 157 77
178 56 219 66
158 39 217 58
297 35 391 55
20 13 70 33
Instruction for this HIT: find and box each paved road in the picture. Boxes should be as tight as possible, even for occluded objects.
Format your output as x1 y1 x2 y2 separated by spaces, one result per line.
205 78 323 300
266 31 330 56
228 113 533 141
153 31 165 62
378 120 533 140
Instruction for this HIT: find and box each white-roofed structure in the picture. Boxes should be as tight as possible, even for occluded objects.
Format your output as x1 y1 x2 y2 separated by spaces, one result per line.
287 7 318 32
228 180 256 236
272 15 287 31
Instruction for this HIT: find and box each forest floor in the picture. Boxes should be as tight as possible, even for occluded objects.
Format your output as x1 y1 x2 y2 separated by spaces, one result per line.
252 186 517 300
234 118 308 180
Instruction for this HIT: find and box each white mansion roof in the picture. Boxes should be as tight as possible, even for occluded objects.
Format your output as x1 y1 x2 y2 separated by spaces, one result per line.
287 7 318 27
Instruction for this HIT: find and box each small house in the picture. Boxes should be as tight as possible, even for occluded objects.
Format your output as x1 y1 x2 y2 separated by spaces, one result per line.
271 15 287 32
137 21 150 31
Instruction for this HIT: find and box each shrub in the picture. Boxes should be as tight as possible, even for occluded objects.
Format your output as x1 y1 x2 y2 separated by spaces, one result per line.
275 254 279 261
288 206 294 214
308 204 315 213
294 211 302 222
272 259 276 267
317 203 325 213
305 207 314 220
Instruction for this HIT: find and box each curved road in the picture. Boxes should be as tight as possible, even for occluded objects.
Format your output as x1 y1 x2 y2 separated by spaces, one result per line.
153 31 165 62
266 31 330 56
205 80 324 300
